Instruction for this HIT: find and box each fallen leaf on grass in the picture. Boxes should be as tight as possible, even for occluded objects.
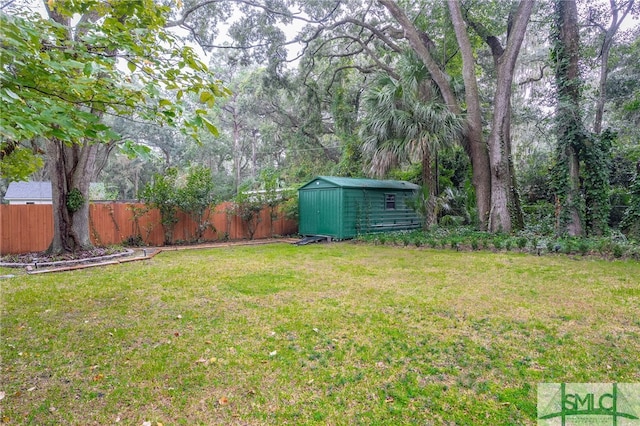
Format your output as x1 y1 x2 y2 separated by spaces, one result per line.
218 397 229 405
93 374 104 381
195 357 219 366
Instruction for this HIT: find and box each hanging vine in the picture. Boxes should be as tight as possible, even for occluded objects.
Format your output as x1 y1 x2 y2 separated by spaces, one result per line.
551 0 586 237
621 161 640 240
583 130 613 236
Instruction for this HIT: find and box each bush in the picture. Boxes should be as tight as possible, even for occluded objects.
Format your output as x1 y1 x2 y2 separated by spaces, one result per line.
561 240 574 255
613 244 624 258
578 240 590 256
517 237 528 250
353 228 639 259
123 235 144 247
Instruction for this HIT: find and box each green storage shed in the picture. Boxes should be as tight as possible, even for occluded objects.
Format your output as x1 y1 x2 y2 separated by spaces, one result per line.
298 176 421 240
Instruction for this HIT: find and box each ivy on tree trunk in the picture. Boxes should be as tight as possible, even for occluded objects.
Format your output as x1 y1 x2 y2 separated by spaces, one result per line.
552 0 585 237
47 139 98 254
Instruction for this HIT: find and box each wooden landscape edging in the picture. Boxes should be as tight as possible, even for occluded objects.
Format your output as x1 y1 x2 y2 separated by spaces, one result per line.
24 238 299 274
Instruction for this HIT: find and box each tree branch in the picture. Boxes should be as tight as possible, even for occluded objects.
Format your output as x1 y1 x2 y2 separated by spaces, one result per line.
378 0 459 112
518 64 549 85
460 3 504 59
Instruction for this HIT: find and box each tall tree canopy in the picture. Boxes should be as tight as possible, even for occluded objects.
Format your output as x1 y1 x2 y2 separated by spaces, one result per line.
174 0 534 231
1 0 227 253
3 0 639 242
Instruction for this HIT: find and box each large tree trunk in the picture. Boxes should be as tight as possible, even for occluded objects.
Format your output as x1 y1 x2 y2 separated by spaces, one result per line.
593 37 611 136
447 1 493 231
449 0 533 233
554 0 584 237
504 103 525 231
593 0 635 135
379 0 492 230
43 2 100 254
47 138 98 254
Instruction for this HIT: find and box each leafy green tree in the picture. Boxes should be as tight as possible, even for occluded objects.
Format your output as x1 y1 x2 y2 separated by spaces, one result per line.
583 0 637 136
0 141 43 182
140 168 179 245
177 165 217 242
232 186 264 240
256 168 290 237
0 0 225 253
377 0 534 232
359 59 463 228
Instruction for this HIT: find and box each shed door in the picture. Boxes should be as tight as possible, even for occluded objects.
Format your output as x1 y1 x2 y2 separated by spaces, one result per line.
316 189 340 236
300 188 341 236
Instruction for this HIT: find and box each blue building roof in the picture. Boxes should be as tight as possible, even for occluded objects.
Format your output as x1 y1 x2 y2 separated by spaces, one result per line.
4 181 52 201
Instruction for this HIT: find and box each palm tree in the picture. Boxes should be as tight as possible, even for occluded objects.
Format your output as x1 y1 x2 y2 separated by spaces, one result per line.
359 59 463 228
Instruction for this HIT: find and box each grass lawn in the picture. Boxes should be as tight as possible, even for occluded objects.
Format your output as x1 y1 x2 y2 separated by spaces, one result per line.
1 242 639 425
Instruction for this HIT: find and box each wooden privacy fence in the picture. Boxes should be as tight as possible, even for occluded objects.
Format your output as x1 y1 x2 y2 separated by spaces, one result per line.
0 202 298 255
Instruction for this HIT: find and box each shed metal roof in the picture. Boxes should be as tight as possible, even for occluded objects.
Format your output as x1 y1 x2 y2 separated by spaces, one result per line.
299 176 420 191
4 181 52 201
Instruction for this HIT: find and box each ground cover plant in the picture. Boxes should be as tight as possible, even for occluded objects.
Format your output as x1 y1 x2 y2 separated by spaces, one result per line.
1 243 639 424
355 228 640 260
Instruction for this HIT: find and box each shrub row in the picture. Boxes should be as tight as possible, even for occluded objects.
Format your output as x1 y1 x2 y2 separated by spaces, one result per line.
353 228 640 260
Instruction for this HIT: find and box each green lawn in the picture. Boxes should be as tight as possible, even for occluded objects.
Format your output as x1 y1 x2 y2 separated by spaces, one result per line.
1 243 639 425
